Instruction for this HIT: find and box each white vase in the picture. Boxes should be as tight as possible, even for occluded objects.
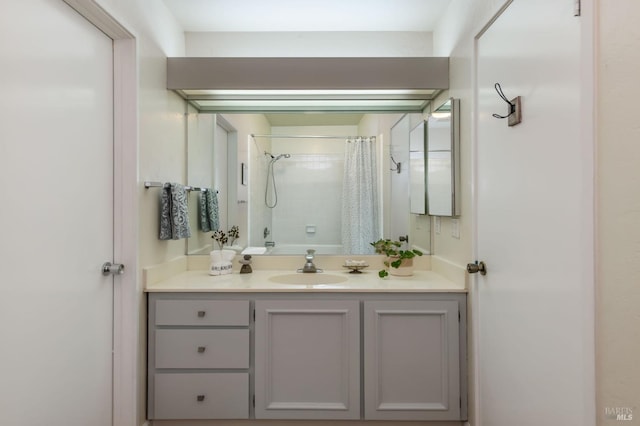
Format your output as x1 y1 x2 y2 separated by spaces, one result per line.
220 249 236 262
387 257 414 277
209 249 236 275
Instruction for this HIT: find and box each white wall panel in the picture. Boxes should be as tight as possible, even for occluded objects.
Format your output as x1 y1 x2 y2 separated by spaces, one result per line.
186 31 433 57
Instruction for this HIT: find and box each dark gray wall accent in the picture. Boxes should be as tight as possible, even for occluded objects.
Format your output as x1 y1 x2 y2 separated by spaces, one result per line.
167 57 449 90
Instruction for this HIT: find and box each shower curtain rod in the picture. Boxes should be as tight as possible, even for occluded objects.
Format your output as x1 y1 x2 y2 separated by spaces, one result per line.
251 134 375 140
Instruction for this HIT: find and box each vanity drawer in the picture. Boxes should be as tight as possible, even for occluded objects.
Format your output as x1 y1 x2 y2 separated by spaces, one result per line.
153 372 249 419
155 329 249 369
155 299 249 326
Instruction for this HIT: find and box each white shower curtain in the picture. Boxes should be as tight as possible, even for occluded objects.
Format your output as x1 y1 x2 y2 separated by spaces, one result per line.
341 137 379 254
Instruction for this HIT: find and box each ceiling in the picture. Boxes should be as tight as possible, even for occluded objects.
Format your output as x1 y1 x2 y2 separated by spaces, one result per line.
161 0 452 125
162 0 451 33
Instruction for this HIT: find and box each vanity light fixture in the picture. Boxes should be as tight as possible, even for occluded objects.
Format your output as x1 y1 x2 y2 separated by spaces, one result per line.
167 57 449 113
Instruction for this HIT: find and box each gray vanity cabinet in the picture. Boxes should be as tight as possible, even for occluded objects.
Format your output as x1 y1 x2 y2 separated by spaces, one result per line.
254 300 361 420
147 293 467 422
147 298 251 420
364 300 461 420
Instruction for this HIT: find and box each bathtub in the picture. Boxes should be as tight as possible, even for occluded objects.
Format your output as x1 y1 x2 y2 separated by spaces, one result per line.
243 244 344 256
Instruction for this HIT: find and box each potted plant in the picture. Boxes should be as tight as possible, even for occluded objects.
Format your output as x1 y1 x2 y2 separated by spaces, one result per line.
370 239 423 278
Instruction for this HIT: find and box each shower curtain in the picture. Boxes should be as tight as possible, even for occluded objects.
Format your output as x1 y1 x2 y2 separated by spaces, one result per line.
341 137 379 254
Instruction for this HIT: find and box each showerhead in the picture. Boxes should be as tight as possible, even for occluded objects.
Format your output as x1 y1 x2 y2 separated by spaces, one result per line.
269 154 291 162
265 152 290 161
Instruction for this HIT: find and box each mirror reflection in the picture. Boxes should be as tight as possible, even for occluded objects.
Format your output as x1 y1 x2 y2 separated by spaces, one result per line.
186 111 433 256
426 98 460 217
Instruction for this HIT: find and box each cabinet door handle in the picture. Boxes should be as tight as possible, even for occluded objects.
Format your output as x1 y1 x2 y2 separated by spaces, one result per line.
197 346 206 353
196 395 205 402
197 310 206 317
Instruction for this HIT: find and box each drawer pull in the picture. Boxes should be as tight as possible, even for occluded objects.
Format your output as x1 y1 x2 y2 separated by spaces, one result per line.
197 310 206 318
197 346 206 353
196 394 206 402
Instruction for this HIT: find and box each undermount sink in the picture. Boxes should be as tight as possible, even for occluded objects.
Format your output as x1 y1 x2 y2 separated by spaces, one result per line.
268 273 349 285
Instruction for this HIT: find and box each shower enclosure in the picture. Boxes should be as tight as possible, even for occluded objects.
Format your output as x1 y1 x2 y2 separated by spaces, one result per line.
249 127 379 255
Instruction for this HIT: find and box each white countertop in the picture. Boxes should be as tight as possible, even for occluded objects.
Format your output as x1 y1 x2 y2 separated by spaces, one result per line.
144 269 467 293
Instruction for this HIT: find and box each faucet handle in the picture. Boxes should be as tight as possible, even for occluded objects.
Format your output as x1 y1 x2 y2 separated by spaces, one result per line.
306 249 316 260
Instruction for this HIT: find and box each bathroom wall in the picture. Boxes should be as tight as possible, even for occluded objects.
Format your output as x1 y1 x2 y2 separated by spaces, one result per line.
186 31 433 57
596 0 640 423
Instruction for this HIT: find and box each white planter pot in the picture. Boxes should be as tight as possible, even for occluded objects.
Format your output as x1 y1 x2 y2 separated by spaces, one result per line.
209 249 236 275
387 257 414 277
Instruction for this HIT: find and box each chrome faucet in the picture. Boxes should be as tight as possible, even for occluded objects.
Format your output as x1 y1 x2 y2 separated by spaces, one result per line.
298 249 323 273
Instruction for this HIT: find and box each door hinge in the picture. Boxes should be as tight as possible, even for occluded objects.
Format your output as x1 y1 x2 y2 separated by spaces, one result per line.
458 311 461 322
253 309 256 321
252 394 255 407
574 0 581 16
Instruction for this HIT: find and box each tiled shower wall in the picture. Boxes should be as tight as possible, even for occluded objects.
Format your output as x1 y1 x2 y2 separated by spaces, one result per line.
269 126 358 247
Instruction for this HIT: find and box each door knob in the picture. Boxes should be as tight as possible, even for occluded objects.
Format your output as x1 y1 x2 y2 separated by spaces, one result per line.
102 262 125 276
466 261 487 275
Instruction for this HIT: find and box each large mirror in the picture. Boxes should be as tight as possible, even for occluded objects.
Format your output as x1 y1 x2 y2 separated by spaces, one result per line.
186 111 432 256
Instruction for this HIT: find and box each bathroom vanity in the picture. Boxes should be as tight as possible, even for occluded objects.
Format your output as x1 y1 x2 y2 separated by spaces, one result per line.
145 264 468 424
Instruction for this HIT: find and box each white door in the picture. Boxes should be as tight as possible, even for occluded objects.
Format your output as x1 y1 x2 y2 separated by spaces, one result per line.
0 0 115 425
474 1 593 425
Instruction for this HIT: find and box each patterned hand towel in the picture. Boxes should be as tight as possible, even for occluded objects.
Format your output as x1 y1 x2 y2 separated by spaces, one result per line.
159 183 191 240
199 188 220 232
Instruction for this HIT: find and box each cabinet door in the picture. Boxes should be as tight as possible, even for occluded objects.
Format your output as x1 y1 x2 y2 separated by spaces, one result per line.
364 300 461 420
254 300 360 420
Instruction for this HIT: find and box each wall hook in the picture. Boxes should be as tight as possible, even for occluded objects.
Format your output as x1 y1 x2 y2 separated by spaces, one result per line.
492 83 522 126
390 154 402 174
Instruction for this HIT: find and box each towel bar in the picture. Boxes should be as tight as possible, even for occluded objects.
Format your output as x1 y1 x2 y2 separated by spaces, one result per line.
144 181 218 193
